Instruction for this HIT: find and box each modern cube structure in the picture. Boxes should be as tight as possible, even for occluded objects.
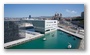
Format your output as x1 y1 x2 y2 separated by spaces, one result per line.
31 20 57 34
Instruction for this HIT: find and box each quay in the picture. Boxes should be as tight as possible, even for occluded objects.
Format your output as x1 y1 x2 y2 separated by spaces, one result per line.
57 27 84 39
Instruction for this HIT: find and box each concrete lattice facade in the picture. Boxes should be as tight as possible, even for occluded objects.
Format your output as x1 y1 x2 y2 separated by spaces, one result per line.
4 21 25 43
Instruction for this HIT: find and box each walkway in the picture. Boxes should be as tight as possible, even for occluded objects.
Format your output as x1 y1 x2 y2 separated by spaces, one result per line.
57 27 84 39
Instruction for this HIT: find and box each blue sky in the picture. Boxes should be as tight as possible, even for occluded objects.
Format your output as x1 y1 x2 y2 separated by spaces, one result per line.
4 4 84 17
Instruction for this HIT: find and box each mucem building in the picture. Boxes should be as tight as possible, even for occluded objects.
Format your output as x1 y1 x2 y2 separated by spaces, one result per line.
4 19 25 43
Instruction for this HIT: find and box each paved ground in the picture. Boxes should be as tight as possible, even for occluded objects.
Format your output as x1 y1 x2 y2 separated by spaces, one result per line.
79 39 84 49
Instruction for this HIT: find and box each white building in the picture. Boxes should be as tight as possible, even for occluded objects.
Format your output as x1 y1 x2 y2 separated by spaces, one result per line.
31 20 57 34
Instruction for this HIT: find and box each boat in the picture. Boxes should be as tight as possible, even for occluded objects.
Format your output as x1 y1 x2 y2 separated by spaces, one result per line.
43 38 46 41
68 44 72 49
73 37 76 40
68 42 72 49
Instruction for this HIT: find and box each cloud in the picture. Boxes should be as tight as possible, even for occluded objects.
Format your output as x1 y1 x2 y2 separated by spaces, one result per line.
66 9 77 14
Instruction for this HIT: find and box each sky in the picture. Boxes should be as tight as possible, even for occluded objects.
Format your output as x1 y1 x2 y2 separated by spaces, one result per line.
4 4 84 17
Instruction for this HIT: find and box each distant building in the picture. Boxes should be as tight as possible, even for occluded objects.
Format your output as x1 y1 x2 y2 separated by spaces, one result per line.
52 13 62 20
60 13 62 18
29 15 31 19
81 12 84 19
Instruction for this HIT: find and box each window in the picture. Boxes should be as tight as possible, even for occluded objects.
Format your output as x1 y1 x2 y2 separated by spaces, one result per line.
51 29 53 30
54 21 56 23
45 29 50 32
